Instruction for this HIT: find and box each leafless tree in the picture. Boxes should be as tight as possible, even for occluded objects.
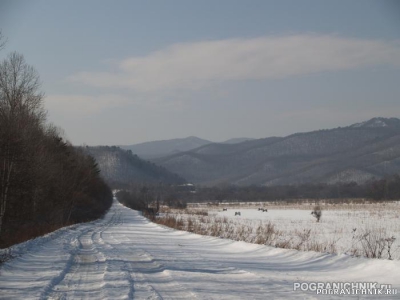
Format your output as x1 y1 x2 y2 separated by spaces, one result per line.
0 30 6 51
311 205 322 222
0 52 45 236
0 48 112 247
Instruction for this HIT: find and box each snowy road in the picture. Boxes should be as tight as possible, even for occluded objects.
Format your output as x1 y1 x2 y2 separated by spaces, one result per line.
0 200 399 299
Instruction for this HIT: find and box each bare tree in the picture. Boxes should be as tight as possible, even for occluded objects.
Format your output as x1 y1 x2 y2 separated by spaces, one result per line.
0 52 45 236
0 48 112 247
0 30 6 51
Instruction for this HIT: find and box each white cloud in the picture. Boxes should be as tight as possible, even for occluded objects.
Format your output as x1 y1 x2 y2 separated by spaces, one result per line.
68 34 400 92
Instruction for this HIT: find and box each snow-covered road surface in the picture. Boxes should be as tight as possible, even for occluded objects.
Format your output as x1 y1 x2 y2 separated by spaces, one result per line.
0 199 399 299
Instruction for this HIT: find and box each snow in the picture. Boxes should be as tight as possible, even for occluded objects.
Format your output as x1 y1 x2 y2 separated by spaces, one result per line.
0 200 399 299
217 209 312 221
350 118 389 128
202 207 400 259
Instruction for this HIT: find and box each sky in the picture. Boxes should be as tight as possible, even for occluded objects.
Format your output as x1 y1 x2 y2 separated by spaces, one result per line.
0 0 400 145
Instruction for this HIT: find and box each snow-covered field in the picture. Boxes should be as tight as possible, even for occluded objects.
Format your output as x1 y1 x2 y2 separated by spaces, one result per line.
160 202 400 260
1 199 399 299
214 207 400 259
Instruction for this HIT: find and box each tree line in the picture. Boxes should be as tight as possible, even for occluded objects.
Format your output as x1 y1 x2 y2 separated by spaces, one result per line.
116 183 187 215
0 35 112 247
186 175 400 203
115 174 400 211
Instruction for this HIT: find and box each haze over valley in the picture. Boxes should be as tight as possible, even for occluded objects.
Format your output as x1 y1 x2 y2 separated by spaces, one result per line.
92 117 400 187
1 1 400 298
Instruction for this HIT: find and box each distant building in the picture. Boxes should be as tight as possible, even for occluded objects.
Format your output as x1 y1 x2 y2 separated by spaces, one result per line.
176 183 196 192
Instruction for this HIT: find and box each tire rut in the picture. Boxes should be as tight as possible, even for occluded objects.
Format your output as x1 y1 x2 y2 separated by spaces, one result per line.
41 210 121 299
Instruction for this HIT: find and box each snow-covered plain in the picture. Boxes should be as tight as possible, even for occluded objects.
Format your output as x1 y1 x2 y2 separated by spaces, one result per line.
165 204 400 259
1 199 399 299
214 207 400 259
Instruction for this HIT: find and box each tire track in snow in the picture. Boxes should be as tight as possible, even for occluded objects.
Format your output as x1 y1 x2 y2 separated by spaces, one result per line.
101 207 199 300
136 222 316 299
2 200 399 299
110 206 288 299
41 208 123 299
127 250 198 300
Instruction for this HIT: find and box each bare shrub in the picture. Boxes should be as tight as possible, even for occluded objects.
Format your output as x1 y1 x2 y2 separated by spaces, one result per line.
385 237 396 260
155 215 184 230
199 215 209 224
324 239 338 254
294 229 312 250
184 209 208 216
275 237 293 249
210 222 222 236
160 206 171 213
307 241 325 252
254 222 281 245
311 205 322 222
263 222 280 244
176 218 184 230
187 217 194 232
357 228 397 259
0 249 14 265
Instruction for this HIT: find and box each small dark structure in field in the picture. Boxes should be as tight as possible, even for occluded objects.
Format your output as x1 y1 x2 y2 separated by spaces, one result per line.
223 208 227 211
235 212 241 216
311 205 322 222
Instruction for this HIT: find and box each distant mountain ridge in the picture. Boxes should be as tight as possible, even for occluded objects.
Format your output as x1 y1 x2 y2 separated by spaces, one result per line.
83 146 186 185
152 117 400 186
223 138 255 144
120 136 212 159
119 136 256 159
350 117 400 129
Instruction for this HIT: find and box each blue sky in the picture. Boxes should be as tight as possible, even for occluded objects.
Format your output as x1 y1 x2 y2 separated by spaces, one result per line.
1 0 399 145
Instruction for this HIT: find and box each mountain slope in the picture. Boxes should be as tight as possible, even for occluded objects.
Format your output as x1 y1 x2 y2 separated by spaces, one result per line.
83 146 186 185
223 137 255 144
153 118 400 186
350 117 400 129
120 136 212 159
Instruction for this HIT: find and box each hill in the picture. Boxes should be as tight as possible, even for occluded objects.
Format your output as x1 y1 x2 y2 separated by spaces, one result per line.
152 118 400 186
119 136 212 159
83 146 186 186
223 138 255 144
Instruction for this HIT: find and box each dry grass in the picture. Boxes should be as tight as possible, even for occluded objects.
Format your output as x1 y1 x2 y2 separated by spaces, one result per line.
154 214 285 246
153 201 400 260
354 227 397 259
154 215 185 230
188 199 398 211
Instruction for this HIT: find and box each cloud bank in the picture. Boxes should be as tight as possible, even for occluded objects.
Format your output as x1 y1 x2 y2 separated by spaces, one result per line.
68 34 400 92
45 94 131 115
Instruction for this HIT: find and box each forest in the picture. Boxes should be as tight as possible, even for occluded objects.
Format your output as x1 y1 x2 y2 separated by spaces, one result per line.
115 174 400 212
186 175 400 203
0 42 112 248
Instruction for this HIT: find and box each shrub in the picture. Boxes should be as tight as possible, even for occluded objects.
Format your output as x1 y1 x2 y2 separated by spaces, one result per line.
357 228 397 259
311 205 322 222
